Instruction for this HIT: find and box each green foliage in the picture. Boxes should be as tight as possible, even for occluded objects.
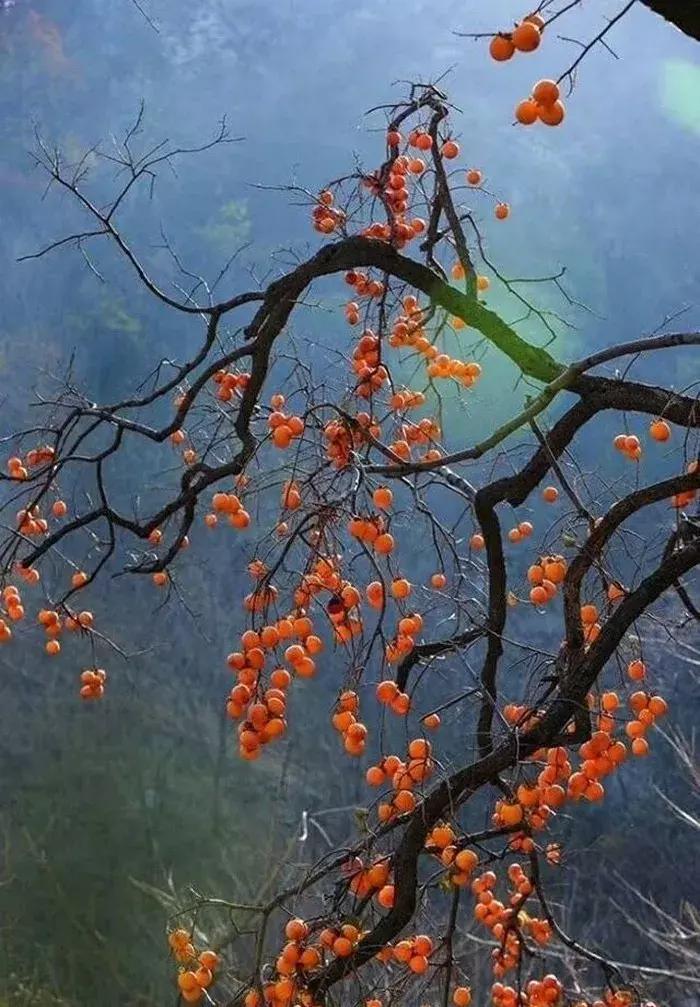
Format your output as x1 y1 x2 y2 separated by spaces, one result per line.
0 977 68 1007
196 200 251 256
0 668 282 1006
99 298 143 336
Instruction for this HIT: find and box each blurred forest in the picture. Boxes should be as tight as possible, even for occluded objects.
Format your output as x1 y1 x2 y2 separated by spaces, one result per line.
0 1 699 1005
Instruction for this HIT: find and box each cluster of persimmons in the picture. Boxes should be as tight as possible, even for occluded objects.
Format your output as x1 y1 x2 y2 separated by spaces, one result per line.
1 36 681 1007
1 264 679 1007
168 930 221 1003
487 11 566 127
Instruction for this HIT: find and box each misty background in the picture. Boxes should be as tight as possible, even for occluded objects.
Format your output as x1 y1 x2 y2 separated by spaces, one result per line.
0 1 699 1004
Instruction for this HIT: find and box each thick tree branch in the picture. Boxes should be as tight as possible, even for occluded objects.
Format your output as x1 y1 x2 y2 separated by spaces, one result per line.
641 0 700 42
311 537 700 998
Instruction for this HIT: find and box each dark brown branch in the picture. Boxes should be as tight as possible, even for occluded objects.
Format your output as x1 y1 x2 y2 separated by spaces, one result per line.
365 366 700 480
640 0 700 42
528 850 623 982
427 108 477 297
309 528 700 1001
394 627 484 691
529 414 593 521
563 469 700 648
236 236 561 382
557 1 637 87
473 488 506 757
662 529 700 620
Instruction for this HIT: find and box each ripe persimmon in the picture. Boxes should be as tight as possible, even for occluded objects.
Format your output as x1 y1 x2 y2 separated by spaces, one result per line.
394 789 416 813
533 79 560 106
527 564 544 585
365 765 384 786
375 533 394 555
512 20 541 51
455 849 478 873
376 680 398 704
332 936 353 957
544 559 566 583
489 34 515 61
373 486 393 509
628 659 646 681
390 691 411 715
194 967 212 989
516 99 539 125
285 917 308 941
453 988 472 1007
649 419 670 442
631 737 649 757
580 604 598 625
538 100 565 126
408 738 430 759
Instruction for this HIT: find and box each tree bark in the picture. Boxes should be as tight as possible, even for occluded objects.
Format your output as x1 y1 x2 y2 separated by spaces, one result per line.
641 0 700 43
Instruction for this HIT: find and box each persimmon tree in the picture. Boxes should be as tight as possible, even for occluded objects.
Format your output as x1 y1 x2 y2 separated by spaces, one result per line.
2 3 700 1007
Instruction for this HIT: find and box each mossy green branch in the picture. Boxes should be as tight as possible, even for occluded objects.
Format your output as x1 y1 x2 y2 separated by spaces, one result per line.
254 235 564 385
